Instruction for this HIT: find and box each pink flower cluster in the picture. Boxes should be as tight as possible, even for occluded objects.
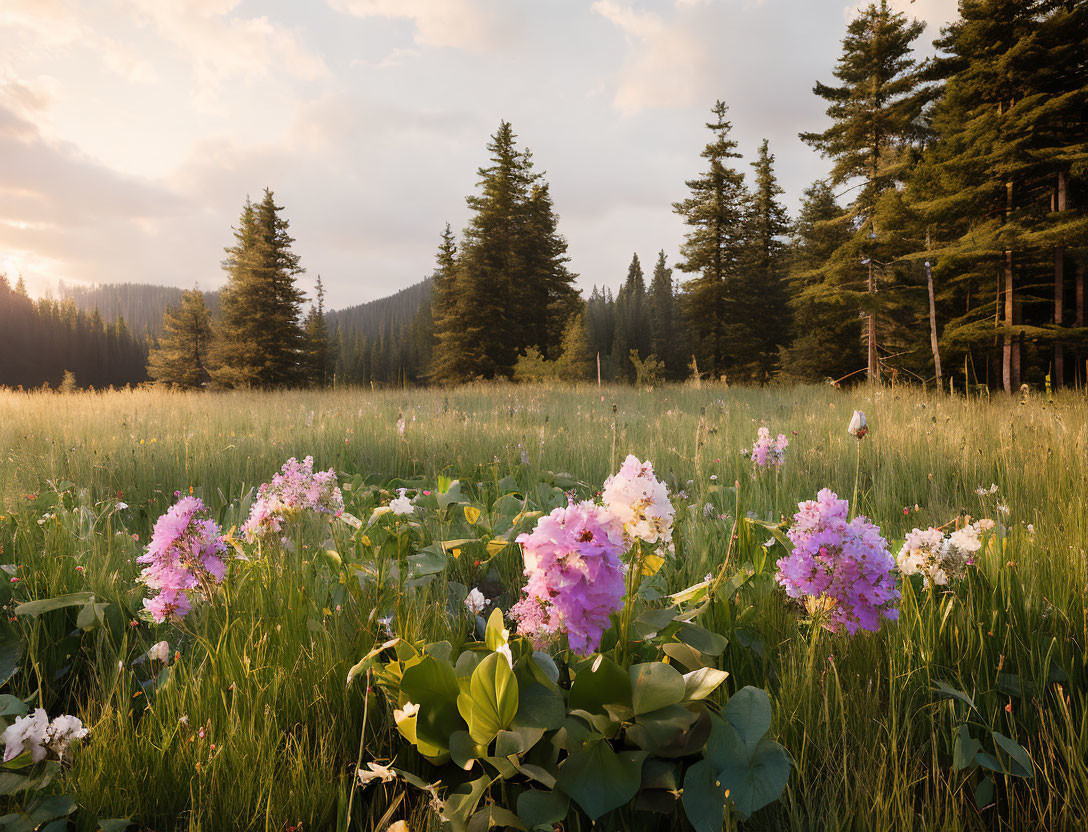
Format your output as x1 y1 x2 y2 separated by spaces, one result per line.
509 500 626 655
242 456 343 541
601 454 674 551
137 496 227 622
749 427 788 469
775 488 900 634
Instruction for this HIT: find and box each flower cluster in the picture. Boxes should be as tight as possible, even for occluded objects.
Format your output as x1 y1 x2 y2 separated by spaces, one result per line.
137 496 227 622
897 522 987 587
775 489 900 634
601 454 674 551
388 488 415 516
747 427 788 469
2 709 88 763
509 500 626 655
242 456 343 541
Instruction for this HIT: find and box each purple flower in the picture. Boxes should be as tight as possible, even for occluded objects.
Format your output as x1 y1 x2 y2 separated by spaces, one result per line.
749 426 788 469
775 489 899 634
137 496 226 623
242 456 343 541
509 500 626 655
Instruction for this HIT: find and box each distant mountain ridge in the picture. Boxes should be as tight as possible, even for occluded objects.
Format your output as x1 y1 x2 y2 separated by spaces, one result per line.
55 278 433 340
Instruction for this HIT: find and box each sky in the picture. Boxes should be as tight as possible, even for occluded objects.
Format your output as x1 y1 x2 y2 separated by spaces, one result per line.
0 0 958 309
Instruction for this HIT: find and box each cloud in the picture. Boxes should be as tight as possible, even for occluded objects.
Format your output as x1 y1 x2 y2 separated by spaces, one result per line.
327 0 519 53
591 0 715 115
842 0 959 32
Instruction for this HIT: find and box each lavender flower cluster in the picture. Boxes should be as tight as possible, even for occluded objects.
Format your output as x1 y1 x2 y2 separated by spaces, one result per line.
775 488 900 634
138 496 227 622
748 427 788 469
242 456 343 541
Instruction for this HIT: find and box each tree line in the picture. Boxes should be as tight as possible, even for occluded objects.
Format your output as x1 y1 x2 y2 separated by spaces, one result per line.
6 0 1085 393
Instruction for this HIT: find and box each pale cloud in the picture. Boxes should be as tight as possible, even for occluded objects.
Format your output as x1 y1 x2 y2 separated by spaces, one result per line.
591 1 714 115
842 0 959 32
327 0 518 53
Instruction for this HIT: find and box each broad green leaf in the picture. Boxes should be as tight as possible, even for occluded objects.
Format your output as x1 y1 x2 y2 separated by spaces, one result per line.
974 775 995 808
0 696 26 718
683 668 730 702
438 480 465 510
0 638 23 688
529 652 559 687
952 725 981 771
406 550 447 580
720 686 772 752
932 682 978 714
400 655 464 753
626 703 699 754
96 820 132 832
442 773 492 826
450 730 483 771
467 805 526 832
513 684 565 732
346 638 400 687
15 592 94 618
676 623 728 657
681 758 728 832
569 656 631 714
484 608 508 651
517 789 569 831
460 652 519 745
629 662 685 716
991 731 1034 779
557 740 646 821
705 714 791 820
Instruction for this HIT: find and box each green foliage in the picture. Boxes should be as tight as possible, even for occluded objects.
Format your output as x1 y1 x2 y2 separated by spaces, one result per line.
147 289 213 390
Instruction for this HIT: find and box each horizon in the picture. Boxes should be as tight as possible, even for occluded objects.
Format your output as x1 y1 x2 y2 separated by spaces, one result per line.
2 0 956 309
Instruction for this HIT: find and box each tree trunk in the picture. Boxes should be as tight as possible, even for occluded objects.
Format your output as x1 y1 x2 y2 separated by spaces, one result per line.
1004 250 1015 393
1054 172 1067 388
926 259 942 385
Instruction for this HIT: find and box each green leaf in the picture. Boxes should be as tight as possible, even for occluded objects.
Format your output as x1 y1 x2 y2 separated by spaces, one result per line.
569 656 631 715
676 623 728 657
557 740 647 821
720 686 772 752
450 730 483 771
0 639 23 688
683 668 730 702
513 684 565 732
682 758 728 832
705 714 791 820
952 725 981 772
467 805 526 832
459 652 519 745
629 662 686 716
529 652 559 687
991 731 1034 779
96 821 132 832
438 480 465 510
632 606 679 639
626 703 699 754
932 682 978 714
345 638 399 687
400 655 465 753
974 775 995 808
406 550 447 580
0 697 25 718
484 608 507 651
442 773 492 827
15 592 95 618
517 789 569 831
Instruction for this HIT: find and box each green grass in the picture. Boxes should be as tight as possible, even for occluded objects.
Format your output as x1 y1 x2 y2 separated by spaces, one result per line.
0 383 1086 831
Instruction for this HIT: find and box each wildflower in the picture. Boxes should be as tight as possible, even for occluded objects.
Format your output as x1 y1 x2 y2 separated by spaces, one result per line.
997 503 1009 515
497 643 514 668
975 483 1000 496
2 710 87 763
775 489 899 634
147 641 171 664
1027 524 1035 535
242 457 343 542
388 489 414 516
602 455 675 552
464 588 489 616
509 500 626 655
749 427 788 469
377 616 394 637
897 527 970 587
847 410 868 438
357 762 398 786
137 496 227 623
116 502 129 511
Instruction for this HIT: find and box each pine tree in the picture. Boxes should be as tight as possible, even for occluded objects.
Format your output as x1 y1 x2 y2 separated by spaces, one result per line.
745 140 791 381
800 0 930 382
214 189 307 389
780 182 862 381
429 224 468 382
674 101 750 379
555 310 595 381
649 251 678 377
303 276 331 387
613 254 652 380
147 289 214 389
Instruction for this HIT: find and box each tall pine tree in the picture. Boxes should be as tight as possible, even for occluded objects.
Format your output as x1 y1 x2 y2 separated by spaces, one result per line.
147 289 213 389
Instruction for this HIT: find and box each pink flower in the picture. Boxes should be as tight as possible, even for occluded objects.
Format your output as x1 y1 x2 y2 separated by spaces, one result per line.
509 500 626 655
749 426 788 469
242 456 343 541
775 489 899 634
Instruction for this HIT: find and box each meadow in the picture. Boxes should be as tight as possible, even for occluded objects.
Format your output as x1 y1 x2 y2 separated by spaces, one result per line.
0 383 1086 831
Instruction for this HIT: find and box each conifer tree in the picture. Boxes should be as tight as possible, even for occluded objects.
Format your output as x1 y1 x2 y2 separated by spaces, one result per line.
147 289 214 389
555 311 595 381
745 140 791 381
800 0 930 382
649 251 677 377
214 189 307 389
674 101 750 379
302 276 331 387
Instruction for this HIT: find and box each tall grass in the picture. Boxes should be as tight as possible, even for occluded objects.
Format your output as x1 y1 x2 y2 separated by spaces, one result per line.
0 383 1086 830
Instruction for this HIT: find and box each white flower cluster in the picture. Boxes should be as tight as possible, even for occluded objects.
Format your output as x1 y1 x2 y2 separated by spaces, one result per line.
601 454 675 553
2 709 88 762
897 521 991 586
388 488 415 516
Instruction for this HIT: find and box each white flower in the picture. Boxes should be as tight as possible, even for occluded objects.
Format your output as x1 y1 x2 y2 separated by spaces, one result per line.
496 643 513 669
116 502 129 511
389 489 414 516
948 525 982 555
357 762 398 786
377 616 394 637
1027 524 1035 535
602 455 675 551
997 503 1009 515
46 715 88 758
464 588 489 616
2 709 49 763
848 410 868 438
148 641 170 663
394 701 420 723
